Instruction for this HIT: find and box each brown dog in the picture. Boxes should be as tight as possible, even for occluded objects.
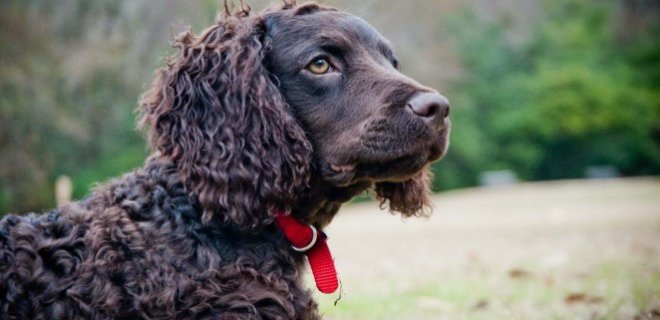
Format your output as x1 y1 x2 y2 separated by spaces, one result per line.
0 2 450 319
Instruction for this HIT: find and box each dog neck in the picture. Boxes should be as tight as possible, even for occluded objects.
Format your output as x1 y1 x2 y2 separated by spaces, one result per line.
291 178 372 228
146 153 371 231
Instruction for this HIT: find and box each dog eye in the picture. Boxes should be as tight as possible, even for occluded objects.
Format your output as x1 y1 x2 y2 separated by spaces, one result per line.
306 58 332 74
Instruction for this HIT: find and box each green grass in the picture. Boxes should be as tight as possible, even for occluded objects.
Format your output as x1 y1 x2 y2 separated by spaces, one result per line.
316 257 660 319
308 178 660 319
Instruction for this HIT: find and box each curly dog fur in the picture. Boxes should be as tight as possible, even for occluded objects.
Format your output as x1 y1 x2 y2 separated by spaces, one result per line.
0 2 451 319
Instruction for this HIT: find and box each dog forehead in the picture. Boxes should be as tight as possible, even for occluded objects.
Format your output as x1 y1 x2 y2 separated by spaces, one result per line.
265 9 392 54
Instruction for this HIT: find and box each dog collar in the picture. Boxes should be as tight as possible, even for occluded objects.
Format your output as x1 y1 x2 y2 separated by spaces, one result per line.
273 210 339 294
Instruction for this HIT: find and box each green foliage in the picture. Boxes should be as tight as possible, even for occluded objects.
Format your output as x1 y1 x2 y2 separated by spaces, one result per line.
0 1 148 214
0 0 250 214
434 0 660 190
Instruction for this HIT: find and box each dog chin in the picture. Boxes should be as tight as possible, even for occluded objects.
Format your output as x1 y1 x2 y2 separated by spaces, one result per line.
322 152 430 187
322 162 357 187
366 154 430 182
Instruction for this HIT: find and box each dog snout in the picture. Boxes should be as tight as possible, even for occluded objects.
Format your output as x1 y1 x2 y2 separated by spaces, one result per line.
406 92 450 129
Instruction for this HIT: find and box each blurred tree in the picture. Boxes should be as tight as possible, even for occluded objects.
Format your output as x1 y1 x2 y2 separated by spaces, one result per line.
1 3 64 212
0 0 257 214
434 0 660 190
0 1 167 213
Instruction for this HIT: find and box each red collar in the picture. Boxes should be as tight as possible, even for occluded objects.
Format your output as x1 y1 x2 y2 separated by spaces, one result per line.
273 210 339 294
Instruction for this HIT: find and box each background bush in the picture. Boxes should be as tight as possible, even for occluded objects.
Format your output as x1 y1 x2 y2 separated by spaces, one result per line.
433 0 659 190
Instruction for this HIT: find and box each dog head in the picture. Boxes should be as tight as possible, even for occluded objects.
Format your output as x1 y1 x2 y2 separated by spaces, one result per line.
139 2 450 230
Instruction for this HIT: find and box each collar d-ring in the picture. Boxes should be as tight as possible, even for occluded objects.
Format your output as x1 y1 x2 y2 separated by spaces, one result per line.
291 224 317 252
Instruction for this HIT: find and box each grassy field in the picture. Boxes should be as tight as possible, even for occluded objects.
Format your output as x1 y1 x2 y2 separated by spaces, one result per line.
308 178 660 320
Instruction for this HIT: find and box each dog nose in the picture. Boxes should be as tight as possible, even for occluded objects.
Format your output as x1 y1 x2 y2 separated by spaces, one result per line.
406 92 450 128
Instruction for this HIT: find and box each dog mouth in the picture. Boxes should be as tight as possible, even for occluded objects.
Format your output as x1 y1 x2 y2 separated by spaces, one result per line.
330 164 357 173
323 153 431 187
322 122 450 187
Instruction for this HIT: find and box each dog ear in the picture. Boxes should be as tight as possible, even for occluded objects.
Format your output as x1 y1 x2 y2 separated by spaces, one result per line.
139 15 312 230
374 166 433 217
